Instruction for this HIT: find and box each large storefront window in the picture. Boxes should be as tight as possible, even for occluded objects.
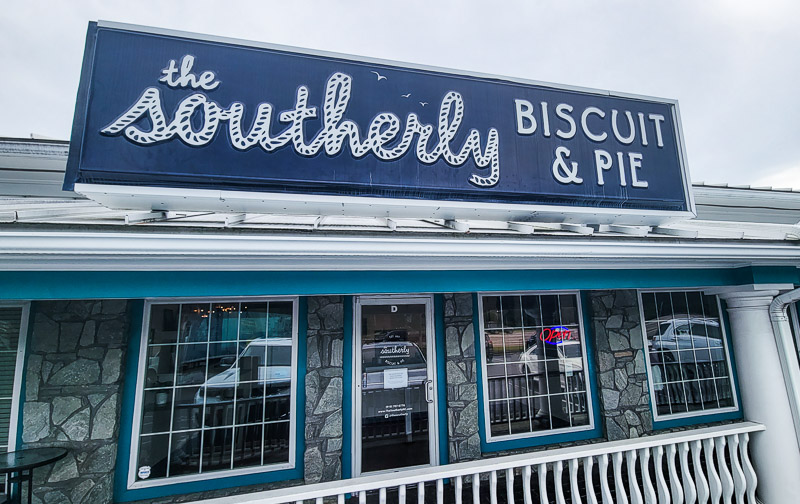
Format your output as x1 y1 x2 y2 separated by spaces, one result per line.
478 293 593 441
639 290 738 420
131 298 297 487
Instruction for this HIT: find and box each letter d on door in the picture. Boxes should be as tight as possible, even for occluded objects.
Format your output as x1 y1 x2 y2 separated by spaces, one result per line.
391 305 398 313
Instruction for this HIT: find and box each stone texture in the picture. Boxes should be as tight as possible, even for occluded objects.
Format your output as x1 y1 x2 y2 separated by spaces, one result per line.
590 290 653 441
21 299 129 504
304 296 344 484
443 293 481 462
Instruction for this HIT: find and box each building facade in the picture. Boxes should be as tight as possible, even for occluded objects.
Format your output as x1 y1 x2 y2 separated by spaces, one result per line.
1 21 800 504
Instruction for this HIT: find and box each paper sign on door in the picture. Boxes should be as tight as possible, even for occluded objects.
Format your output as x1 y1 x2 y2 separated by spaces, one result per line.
383 368 409 389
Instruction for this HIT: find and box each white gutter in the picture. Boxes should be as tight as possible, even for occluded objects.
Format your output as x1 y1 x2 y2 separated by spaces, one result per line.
0 230 799 271
770 288 800 449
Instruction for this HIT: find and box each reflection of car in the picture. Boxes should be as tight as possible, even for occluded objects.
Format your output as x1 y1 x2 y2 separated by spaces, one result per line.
520 339 584 374
194 338 293 404
646 318 726 385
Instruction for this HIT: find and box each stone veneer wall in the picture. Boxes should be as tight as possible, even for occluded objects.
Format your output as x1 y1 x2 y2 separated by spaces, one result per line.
589 290 653 440
443 293 481 462
304 296 344 483
22 300 129 504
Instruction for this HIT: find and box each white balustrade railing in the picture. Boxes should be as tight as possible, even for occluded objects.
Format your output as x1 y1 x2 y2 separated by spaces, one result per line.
196 422 764 504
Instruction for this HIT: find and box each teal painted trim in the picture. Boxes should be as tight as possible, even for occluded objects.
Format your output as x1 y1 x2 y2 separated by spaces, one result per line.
472 294 488 450
744 266 800 285
114 300 144 502
0 268 784 300
651 298 743 431
433 295 449 466
475 292 602 453
341 296 353 480
114 299 307 502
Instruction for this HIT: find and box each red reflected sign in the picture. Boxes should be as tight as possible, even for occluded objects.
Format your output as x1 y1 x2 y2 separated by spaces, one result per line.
540 326 576 345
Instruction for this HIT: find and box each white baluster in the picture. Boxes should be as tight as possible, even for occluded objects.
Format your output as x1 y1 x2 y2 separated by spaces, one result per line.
437 479 444 504
316 498 324 504
666 444 685 504
456 476 463 504
473 473 481 504
399 485 407 504
523 465 533 504
491 470 498 504
638 448 656 504
612 452 629 504
626 450 642 504
295 501 303 504
703 438 722 504
569 458 583 504
338 494 345 504
418 482 425 504
538 463 550 504
599 454 613 504
714 437 733 504
726 435 745 504
691 441 709 504
738 433 757 504
379 487 387 504
507 468 516 504
555 460 567 504
359 491 366 504
583 456 598 504
655 446 671 504
679 443 697 504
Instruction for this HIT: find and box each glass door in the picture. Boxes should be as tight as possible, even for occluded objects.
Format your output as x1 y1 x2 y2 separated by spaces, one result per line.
354 296 438 476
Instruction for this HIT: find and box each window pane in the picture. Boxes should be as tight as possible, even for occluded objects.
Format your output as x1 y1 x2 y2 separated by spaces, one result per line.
169 430 201 476
145 345 176 388
210 303 239 342
138 299 296 483
138 434 169 481
501 296 522 328
141 389 173 435
269 302 293 339
263 422 291 464
480 293 590 440
640 291 738 419
148 304 179 345
179 304 210 343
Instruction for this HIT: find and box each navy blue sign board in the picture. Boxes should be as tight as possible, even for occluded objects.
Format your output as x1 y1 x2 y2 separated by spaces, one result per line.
65 22 694 222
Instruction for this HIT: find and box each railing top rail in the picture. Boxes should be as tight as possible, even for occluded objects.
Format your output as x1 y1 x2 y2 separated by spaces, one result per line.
195 422 764 504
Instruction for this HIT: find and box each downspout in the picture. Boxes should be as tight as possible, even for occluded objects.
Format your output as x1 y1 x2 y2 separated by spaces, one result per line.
769 287 800 449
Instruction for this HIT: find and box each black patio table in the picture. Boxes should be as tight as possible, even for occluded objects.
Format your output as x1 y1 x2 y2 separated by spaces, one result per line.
0 447 68 504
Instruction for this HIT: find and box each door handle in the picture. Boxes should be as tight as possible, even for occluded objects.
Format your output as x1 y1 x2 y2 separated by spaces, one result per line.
424 379 434 403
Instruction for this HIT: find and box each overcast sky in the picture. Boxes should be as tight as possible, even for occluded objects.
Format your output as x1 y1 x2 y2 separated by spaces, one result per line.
1 0 798 188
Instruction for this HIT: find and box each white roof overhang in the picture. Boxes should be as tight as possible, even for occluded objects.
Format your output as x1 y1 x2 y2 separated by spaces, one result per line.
0 230 797 271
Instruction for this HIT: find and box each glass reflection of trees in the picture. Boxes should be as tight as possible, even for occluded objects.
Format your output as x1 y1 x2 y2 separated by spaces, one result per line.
641 291 735 417
137 300 295 483
481 293 590 438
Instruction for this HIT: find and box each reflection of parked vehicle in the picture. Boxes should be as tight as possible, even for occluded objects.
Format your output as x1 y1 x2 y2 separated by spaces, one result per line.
647 318 726 385
194 338 293 405
520 340 584 374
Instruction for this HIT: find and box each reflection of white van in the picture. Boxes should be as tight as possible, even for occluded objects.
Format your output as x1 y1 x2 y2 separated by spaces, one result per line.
194 338 292 404
519 340 584 374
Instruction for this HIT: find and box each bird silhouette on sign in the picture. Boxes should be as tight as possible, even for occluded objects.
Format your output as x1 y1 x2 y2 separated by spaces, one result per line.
401 93 411 98
370 71 387 81
419 101 428 107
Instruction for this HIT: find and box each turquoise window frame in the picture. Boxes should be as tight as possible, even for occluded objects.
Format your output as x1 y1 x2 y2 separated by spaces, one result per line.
114 298 307 503
637 290 744 430
474 292 602 452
